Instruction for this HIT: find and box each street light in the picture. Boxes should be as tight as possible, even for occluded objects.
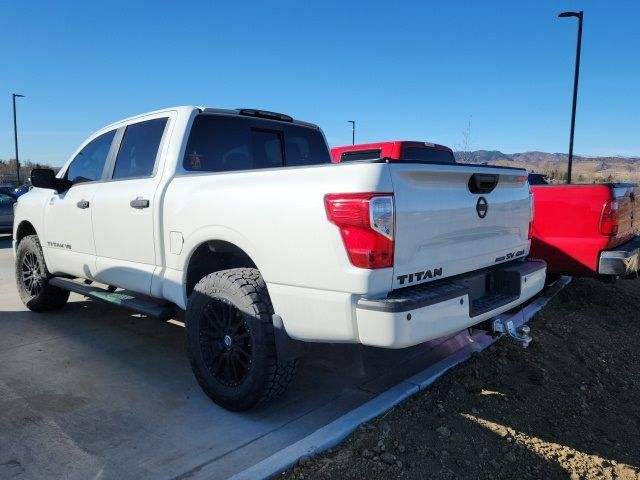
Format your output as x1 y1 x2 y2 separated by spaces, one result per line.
558 10 583 184
12 93 25 185
347 120 355 145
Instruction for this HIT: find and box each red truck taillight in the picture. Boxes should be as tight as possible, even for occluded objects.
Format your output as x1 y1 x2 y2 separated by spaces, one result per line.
600 199 619 236
325 193 394 269
528 191 534 240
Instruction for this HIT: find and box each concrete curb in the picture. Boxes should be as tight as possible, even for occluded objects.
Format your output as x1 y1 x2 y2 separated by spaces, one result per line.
230 277 571 480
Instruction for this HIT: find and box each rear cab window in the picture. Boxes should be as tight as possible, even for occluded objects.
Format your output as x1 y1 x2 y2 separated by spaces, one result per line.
340 149 381 162
401 146 455 163
182 114 331 173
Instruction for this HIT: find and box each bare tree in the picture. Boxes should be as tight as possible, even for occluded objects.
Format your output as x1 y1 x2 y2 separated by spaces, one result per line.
0 159 52 186
456 116 476 163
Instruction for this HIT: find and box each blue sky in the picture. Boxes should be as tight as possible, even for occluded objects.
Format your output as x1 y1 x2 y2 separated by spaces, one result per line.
1 0 639 166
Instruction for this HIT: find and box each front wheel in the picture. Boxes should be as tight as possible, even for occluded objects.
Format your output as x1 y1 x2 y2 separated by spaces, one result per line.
186 268 297 411
15 235 70 311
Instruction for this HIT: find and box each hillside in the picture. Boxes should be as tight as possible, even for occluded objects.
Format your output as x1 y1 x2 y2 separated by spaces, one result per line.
455 151 640 183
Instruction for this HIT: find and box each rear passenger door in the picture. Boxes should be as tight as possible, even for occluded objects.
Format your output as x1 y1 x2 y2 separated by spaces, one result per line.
92 114 171 295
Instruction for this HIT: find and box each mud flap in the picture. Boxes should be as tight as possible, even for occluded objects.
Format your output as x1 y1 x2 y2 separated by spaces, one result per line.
272 314 306 363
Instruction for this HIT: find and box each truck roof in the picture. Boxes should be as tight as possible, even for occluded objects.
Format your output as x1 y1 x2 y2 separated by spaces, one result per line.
101 106 319 131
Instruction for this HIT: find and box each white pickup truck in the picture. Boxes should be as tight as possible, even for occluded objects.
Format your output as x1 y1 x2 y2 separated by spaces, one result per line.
13 106 546 410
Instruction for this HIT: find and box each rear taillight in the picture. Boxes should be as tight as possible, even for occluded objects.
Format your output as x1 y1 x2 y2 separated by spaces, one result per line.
600 199 619 236
528 190 534 240
325 193 394 269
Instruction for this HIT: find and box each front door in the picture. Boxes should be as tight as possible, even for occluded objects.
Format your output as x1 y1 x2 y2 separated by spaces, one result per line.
92 116 169 295
43 130 117 278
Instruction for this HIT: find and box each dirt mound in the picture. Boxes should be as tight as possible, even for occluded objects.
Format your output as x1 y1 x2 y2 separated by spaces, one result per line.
282 278 640 479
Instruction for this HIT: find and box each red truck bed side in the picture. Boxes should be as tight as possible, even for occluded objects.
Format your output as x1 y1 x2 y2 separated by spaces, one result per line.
530 184 638 276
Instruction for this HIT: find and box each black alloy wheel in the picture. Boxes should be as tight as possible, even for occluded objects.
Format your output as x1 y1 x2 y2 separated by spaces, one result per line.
200 299 253 387
21 251 43 297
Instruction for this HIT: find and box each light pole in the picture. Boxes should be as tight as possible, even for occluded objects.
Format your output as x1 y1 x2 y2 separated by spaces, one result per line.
12 93 25 185
558 11 583 184
347 120 355 145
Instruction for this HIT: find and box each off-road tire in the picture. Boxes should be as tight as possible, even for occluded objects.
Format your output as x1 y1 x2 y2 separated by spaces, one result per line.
15 235 70 311
186 268 297 411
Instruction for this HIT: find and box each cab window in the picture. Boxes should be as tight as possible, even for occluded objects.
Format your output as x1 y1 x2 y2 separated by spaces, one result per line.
112 118 168 179
66 130 116 184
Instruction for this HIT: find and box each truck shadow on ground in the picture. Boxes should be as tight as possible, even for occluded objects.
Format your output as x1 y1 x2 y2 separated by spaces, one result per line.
0 290 492 479
1 298 475 410
0 297 483 416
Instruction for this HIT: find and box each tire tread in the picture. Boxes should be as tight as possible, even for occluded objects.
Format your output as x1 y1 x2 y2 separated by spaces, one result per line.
15 235 69 312
186 267 297 410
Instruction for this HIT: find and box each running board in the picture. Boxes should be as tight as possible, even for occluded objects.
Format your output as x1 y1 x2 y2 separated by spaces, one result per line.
50 278 175 321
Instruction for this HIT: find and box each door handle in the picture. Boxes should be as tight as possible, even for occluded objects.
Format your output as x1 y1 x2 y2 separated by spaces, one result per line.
130 197 150 209
76 199 90 209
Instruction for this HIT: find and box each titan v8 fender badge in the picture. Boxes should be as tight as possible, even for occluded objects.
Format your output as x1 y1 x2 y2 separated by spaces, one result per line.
476 197 488 218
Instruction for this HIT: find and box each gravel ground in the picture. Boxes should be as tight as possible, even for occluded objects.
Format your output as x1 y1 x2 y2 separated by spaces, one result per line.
281 278 640 480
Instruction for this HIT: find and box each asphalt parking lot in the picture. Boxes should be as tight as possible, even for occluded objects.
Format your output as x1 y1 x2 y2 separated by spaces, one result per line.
0 234 487 480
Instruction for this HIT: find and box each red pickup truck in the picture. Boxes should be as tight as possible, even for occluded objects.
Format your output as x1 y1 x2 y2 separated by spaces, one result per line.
331 141 640 280
527 177 639 279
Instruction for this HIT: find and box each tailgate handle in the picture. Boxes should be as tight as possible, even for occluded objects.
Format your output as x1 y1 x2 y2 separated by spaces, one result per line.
468 174 499 194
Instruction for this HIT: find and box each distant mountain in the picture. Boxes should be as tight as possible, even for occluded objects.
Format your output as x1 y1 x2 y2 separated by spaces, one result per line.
465 150 513 163
453 150 640 183
512 152 569 163
453 150 640 164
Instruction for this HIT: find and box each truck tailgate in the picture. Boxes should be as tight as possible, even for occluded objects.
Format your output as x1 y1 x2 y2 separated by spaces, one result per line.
389 163 531 290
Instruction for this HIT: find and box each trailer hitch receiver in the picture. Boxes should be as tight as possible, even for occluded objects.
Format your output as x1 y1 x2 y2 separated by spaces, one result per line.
492 318 532 348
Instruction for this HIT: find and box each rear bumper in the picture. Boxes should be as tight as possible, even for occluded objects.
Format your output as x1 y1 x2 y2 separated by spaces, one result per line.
598 236 640 276
355 259 546 348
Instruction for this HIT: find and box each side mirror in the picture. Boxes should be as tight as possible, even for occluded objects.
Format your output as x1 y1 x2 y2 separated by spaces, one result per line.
30 168 59 190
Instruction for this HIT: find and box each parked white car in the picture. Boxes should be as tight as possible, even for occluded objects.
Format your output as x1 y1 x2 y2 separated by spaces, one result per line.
13 106 545 410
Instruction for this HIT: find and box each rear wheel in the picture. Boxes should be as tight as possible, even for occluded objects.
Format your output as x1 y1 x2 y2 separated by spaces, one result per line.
186 268 297 411
15 235 70 311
